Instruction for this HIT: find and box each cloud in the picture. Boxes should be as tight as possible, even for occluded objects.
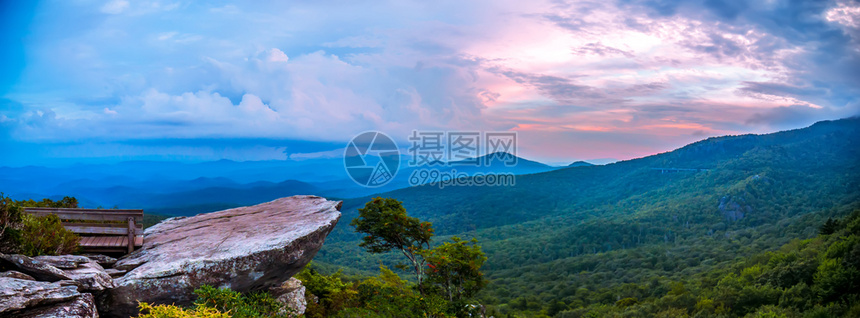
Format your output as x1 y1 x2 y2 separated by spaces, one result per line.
266 48 289 63
1 0 858 164
745 103 860 130
572 42 634 58
825 1 860 28
100 0 129 15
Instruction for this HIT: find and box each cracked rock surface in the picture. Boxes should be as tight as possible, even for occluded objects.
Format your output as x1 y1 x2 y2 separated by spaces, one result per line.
0 277 81 314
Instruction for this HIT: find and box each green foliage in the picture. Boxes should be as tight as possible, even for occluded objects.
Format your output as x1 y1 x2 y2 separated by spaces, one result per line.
15 196 79 208
297 265 357 317
342 198 489 317
421 237 488 307
136 302 229 318
819 218 839 235
2 195 83 256
136 286 289 318
297 264 438 318
299 197 490 317
0 195 82 256
350 197 434 284
19 213 80 256
506 211 860 317
0 193 24 254
193 285 289 318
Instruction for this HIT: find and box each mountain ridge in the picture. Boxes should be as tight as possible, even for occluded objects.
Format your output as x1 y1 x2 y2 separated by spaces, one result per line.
314 117 860 314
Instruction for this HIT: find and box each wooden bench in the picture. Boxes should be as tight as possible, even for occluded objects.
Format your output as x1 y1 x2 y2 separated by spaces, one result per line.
24 208 144 254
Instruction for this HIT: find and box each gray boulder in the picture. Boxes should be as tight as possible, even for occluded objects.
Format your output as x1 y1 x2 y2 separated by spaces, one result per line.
104 268 126 278
33 255 92 269
15 293 98 318
0 270 35 280
82 254 117 268
64 260 116 291
101 195 341 317
0 254 73 282
0 277 81 314
271 277 306 317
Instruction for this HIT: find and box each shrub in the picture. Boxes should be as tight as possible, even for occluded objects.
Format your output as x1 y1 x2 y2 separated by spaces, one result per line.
193 285 290 318
137 302 229 318
297 266 358 318
2 194 81 255
20 213 80 256
0 193 24 254
136 286 291 318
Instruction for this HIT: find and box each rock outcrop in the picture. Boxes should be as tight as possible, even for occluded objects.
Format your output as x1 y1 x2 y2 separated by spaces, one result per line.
0 270 35 280
82 254 117 268
271 277 307 317
15 293 99 318
65 260 116 291
0 254 73 282
0 254 115 292
33 255 92 269
101 195 341 317
0 277 81 314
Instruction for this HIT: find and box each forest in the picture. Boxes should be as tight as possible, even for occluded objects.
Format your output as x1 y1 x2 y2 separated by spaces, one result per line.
313 117 860 317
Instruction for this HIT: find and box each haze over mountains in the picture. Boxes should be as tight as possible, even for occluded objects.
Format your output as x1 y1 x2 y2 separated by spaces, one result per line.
0 151 562 215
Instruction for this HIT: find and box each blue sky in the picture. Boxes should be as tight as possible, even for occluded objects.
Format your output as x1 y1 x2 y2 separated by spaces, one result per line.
1 0 858 166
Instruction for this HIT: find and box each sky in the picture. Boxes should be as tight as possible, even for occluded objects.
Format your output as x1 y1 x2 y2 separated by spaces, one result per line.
1 0 858 166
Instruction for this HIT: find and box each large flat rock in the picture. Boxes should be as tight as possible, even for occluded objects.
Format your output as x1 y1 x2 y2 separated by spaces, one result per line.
101 195 341 317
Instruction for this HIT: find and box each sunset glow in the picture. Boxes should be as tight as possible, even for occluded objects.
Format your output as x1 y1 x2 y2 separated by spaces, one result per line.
1 0 858 165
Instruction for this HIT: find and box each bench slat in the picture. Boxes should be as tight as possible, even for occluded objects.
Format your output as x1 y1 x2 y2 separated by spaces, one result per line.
63 223 143 235
78 236 142 247
62 222 143 229
24 208 143 222
79 237 95 247
24 207 143 214
63 225 143 235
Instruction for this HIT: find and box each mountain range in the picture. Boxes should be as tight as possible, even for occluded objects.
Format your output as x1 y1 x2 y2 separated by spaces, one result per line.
0 151 559 215
3 117 859 316
312 117 860 314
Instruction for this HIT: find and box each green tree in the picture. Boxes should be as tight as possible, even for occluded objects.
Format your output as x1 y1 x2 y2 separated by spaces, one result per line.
421 237 488 306
350 197 434 285
820 218 839 235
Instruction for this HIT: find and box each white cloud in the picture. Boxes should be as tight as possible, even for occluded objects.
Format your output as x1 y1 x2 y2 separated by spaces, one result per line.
826 2 860 28
266 48 289 63
100 0 129 14
157 32 177 41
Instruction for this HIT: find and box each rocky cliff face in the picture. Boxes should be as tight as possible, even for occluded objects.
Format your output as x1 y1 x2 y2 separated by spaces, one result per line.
100 195 341 317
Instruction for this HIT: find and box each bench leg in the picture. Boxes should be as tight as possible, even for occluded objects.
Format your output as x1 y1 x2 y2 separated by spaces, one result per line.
127 217 135 254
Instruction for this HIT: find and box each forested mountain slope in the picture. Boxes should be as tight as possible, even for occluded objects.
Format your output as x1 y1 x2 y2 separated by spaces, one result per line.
316 117 860 316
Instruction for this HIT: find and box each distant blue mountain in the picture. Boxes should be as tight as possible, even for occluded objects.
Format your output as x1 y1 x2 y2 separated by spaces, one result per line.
0 152 558 214
567 161 594 167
